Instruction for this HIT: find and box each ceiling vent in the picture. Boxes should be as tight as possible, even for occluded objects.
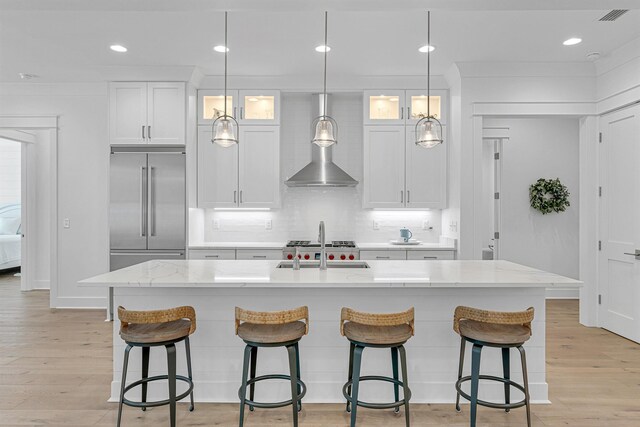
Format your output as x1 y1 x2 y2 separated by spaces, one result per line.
599 10 629 21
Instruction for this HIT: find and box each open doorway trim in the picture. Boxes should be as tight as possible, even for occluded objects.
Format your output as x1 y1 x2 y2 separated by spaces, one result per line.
0 117 58 306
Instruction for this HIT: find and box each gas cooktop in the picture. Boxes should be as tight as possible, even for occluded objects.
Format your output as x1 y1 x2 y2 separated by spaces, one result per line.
286 240 356 248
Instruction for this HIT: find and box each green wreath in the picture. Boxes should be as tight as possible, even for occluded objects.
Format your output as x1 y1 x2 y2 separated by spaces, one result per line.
529 178 570 214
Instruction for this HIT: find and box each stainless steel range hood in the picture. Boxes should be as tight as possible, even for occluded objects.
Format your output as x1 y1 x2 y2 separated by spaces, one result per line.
285 94 358 187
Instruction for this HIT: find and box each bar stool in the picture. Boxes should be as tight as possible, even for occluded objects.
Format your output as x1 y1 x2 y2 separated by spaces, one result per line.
340 307 414 427
116 306 196 427
236 306 309 427
453 306 534 427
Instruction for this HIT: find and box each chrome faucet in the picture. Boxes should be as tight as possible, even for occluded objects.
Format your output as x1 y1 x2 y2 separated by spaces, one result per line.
293 247 300 270
318 221 327 270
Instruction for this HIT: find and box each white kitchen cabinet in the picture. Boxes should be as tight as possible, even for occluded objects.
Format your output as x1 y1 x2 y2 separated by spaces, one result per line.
360 250 407 260
198 90 280 125
363 90 406 125
406 250 455 260
238 90 280 125
363 126 406 208
188 249 236 260
197 126 239 208
405 126 447 209
236 249 282 260
109 82 185 145
197 125 280 209
238 126 280 208
198 89 237 125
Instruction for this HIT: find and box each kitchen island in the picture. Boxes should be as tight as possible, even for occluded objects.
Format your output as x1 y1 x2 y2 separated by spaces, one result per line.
80 259 580 404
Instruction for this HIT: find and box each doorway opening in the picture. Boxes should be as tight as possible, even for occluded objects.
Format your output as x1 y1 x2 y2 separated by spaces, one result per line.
0 138 22 280
481 128 508 261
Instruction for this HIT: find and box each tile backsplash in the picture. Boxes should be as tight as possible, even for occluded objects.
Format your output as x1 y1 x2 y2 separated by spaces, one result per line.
190 92 443 245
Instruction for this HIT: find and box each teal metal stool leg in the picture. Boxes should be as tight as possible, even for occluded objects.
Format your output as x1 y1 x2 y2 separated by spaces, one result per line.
238 345 252 427
141 346 150 411
391 346 400 413
117 345 132 427
185 337 195 411
346 342 355 413
455 338 466 412
286 345 300 427
518 346 532 427
166 344 177 427
398 345 411 427
349 345 364 427
469 344 483 427
295 343 302 412
249 346 257 411
502 347 510 412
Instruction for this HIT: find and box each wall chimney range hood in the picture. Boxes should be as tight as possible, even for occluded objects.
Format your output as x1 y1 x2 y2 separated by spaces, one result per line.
285 94 358 187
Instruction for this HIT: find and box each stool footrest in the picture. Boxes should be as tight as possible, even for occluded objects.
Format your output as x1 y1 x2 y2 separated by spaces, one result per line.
122 374 194 409
455 375 527 410
342 375 412 410
239 374 306 409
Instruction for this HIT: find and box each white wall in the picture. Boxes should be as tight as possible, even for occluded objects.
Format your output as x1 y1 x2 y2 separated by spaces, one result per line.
195 92 442 244
0 138 21 205
0 83 109 307
486 118 580 283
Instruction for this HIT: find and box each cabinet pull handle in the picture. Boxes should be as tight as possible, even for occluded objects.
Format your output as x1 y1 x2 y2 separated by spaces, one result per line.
142 125 145 140
407 106 411 119
148 125 151 140
252 255 267 259
233 107 237 118
400 107 404 119
423 256 437 260
233 190 237 204
240 107 244 119
400 190 403 203
240 190 243 203
205 255 219 258
376 256 391 259
407 190 410 203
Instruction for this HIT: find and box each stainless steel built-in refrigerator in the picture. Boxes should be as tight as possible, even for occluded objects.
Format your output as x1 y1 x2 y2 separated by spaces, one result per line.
109 147 186 271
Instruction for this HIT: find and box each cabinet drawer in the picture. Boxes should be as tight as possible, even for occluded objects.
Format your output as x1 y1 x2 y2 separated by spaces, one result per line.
406 250 455 260
360 250 407 260
188 249 235 260
236 249 282 260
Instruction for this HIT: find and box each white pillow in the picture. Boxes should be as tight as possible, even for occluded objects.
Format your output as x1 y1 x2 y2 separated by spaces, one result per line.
0 217 20 235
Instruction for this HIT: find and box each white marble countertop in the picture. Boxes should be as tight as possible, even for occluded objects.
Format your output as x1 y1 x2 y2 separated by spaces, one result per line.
189 242 285 250
357 242 456 251
80 260 581 289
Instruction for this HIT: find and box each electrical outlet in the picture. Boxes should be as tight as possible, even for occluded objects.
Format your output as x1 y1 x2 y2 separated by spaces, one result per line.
449 220 458 232
422 220 430 230
63 218 70 229
213 219 220 230
373 220 380 230
265 219 272 230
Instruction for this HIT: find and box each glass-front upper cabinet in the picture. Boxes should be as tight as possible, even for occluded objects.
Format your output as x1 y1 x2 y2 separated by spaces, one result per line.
238 90 280 125
363 89 447 125
198 89 237 125
406 89 447 125
363 90 406 125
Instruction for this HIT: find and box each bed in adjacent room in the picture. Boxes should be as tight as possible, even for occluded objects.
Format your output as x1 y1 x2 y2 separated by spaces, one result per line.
0 204 21 271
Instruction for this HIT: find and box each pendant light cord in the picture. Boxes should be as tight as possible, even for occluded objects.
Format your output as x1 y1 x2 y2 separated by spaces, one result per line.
427 10 430 118
323 11 328 117
224 11 228 117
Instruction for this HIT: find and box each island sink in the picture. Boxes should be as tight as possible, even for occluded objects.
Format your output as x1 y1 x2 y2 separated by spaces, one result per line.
277 261 370 269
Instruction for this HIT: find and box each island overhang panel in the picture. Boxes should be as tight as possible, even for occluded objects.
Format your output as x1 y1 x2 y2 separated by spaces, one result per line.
80 260 580 404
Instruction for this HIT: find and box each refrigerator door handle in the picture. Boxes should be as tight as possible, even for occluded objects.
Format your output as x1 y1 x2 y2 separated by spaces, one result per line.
140 166 147 237
149 166 156 236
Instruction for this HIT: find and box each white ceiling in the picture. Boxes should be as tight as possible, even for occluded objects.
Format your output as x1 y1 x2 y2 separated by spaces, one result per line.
1 2 639 83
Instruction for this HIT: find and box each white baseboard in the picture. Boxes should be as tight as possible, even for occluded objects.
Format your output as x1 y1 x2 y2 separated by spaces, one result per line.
546 287 579 299
51 296 107 309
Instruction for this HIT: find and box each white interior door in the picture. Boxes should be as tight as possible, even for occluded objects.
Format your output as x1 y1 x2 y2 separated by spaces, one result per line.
599 104 640 342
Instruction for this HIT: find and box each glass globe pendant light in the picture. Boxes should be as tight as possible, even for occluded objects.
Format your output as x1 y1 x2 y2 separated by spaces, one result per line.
311 11 338 148
212 12 239 148
416 11 443 149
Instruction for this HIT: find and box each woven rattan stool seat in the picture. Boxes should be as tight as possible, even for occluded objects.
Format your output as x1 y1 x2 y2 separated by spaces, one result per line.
458 319 531 345
237 321 307 344
120 319 192 344
343 322 413 345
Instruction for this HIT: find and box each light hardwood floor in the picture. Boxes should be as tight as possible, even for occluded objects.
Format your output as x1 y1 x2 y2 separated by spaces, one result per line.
1 271 639 426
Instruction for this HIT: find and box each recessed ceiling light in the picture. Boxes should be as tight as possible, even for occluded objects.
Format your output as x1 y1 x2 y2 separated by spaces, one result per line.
213 45 229 53
315 45 331 53
18 73 38 80
110 44 128 53
563 38 582 46
418 45 436 53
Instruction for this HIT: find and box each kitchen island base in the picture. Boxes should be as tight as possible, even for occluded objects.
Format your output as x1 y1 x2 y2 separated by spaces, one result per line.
109 287 548 405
